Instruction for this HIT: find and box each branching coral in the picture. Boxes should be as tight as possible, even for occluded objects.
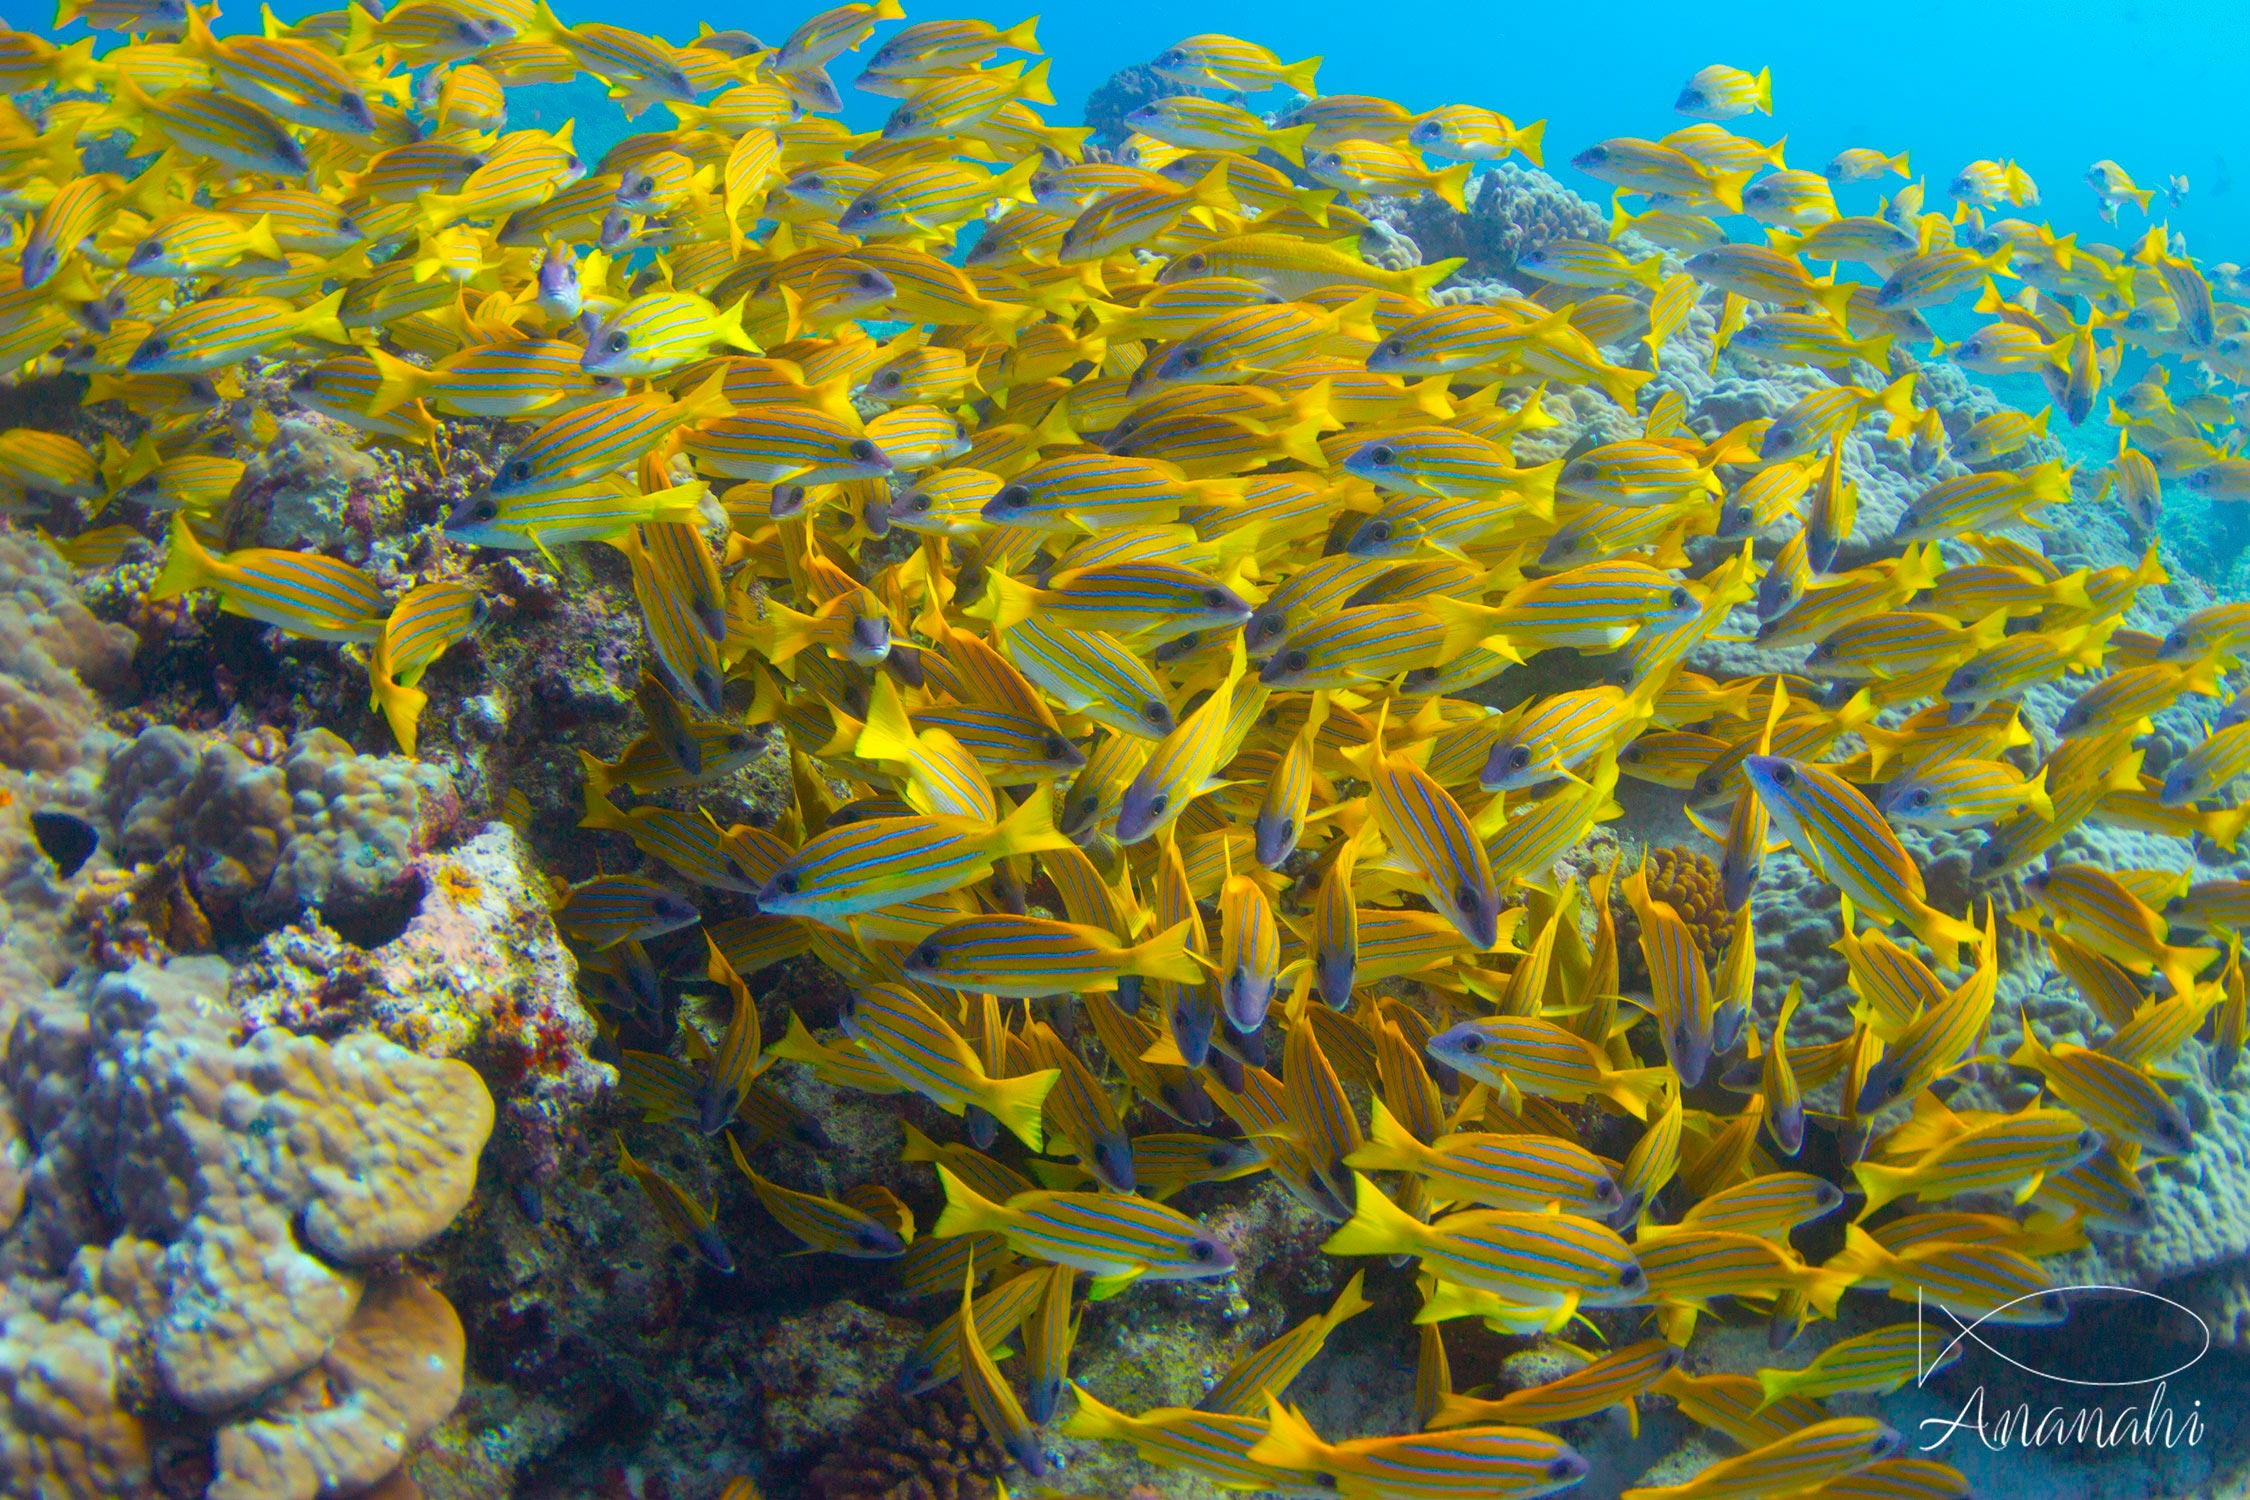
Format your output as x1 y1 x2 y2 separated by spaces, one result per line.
804 1387 1008 1500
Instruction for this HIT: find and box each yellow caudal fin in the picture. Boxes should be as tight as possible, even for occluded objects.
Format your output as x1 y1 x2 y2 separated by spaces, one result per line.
367 347 430 418
1511 118 1546 167
150 513 218 600
1319 1170 1425 1258
978 1066 1059 1153
1277 53 1321 96
930 1163 1015 1240
1059 1382 1133 1440
1248 1398 1333 1469
370 654 428 757
1344 1095 1427 1173
988 782 1072 856
293 289 348 346
1850 1159 1917 1221
1824 1222 1897 1282
1431 161 1473 214
1125 917 1205 985
1265 121 1315 167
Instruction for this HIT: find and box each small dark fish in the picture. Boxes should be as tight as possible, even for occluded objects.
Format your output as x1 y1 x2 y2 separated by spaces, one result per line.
30 810 98 878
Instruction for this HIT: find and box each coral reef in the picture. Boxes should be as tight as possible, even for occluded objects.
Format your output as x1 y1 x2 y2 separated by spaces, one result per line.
1613 845 1732 981
1371 163 1611 284
0 958 492 1497
803 1388 1005 1500
102 726 455 946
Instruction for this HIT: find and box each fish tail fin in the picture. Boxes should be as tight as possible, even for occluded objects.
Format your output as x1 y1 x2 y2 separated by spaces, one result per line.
1404 256 1467 296
1277 54 1321 96
579 776 631 832
931 1163 1013 1239
1408 376 1455 418
370 657 428 758
1887 150 1910 178
1799 1265 1855 1318
367 347 429 418
1128 917 1205 984
2021 765 2053 822
990 782 1071 856
2163 946 2218 1003
1246 1396 1330 1469
576 745 621 802
1344 1095 1422 1173
292 289 348 347
2130 186 2154 214
1852 330 1897 370
1017 56 1054 106
1266 122 1315 167
1320 1170 1424 1258
1850 1159 1915 1221
1826 1222 1896 1281
150 513 216 600
972 569 1039 629
1874 372 1919 435
998 15 1040 51
853 672 922 770
1059 1381 1131 1440
1753 66 1773 114
981 1067 1059 1153
1755 1368 1799 1410
1628 252 1665 292
1510 117 1545 167
1431 161 1472 214
1603 1065 1670 1121
240 213 283 263
1711 168 1754 214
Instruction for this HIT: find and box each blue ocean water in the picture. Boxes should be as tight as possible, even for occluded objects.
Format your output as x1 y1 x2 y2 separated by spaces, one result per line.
520 0 2249 258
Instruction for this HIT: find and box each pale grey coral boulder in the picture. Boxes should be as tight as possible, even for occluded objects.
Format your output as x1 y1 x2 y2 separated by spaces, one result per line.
101 727 451 942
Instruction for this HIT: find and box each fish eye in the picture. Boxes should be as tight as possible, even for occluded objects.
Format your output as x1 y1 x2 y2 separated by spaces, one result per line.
911 939 942 968
1147 792 1169 814
1143 700 1169 723
1509 746 1532 769
855 271 881 289
895 108 916 125
1458 1032 1483 1053
509 458 532 480
1668 587 1692 609
1618 1263 1644 1288
993 485 1030 510
770 869 800 894
1188 1238 1217 1262
872 371 901 391
1042 733 1069 759
849 439 877 461
1201 587 1231 609
1366 444 1397 467
1770 764 1796 787
1455 883 1477 912
905 492 930 512
470 498 497 521
1179 255 1205 274
605 331 628 352
1911 789 1932 809
1362 520 1393 542
1282 648 1308 673
1380 337 1407 357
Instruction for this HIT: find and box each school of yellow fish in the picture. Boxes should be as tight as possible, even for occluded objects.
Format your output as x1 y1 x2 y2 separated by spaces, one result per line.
8 3 2250 1494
